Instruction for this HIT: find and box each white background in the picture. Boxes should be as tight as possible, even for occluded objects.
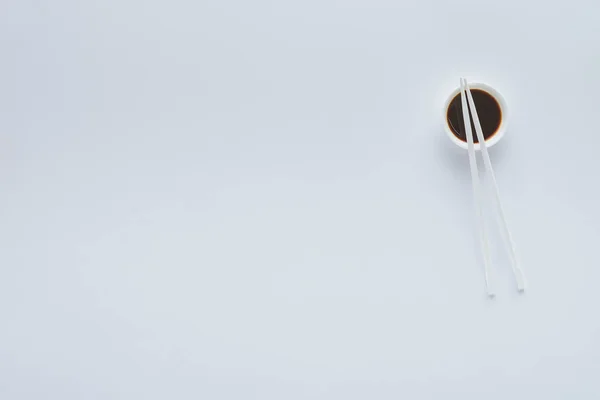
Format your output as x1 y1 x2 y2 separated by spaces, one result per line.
1 0 599 398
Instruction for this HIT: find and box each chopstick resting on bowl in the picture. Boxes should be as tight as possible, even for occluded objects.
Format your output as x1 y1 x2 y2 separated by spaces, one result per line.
460 77 526 294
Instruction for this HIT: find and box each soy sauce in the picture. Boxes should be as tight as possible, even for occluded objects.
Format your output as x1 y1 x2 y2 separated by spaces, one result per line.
446 89 502 143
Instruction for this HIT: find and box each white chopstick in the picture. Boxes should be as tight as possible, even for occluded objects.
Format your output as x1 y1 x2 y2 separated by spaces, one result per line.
460 78 494 297
463 79 526 291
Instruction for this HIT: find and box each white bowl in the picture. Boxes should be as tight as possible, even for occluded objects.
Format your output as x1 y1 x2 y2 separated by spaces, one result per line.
443 82 508 151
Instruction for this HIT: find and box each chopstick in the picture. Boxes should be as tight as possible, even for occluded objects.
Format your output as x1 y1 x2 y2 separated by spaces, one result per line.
460 78 494 297
463 79 526 292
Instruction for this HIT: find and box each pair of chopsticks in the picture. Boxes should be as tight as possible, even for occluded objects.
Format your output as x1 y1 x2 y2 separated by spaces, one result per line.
459 78 526 296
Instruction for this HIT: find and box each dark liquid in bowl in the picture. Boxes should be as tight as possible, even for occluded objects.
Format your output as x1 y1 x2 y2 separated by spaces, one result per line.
446 89 502 143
